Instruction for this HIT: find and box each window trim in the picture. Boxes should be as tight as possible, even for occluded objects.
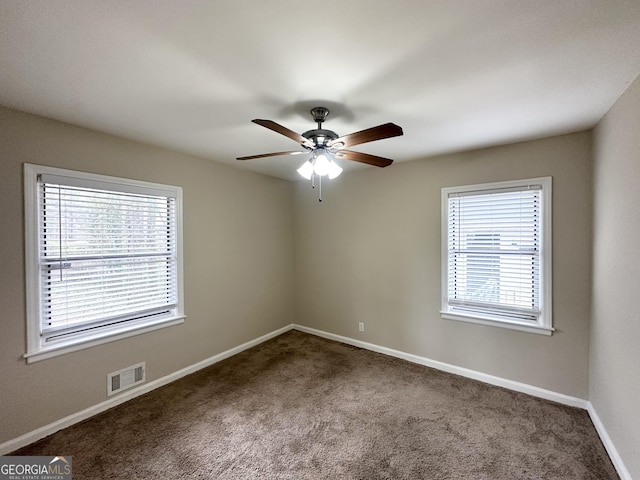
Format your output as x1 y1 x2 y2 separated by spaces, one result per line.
440 177 553 335
24 164 185 363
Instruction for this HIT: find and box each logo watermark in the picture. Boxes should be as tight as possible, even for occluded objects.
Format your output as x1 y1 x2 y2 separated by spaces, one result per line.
0 456 72 480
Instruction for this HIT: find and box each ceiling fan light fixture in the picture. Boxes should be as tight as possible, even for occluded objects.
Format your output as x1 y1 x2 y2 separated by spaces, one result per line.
313 153 331 176
327 160 343 179
297 160 314 180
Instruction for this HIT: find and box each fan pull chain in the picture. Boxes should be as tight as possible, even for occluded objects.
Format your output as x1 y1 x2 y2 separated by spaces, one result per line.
307 173 323 202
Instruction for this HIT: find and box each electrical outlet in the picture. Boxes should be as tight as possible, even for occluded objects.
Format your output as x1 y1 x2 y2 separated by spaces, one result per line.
358 322 365 332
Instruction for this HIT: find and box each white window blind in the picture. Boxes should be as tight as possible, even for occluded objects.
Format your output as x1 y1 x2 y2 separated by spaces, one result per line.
445 183 545 325
38 173 178 342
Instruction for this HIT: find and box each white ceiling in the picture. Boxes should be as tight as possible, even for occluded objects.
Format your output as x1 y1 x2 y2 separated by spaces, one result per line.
1 1 640 180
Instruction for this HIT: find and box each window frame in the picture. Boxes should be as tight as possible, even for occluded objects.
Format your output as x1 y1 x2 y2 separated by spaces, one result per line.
24 164 185 363
440 177 553 335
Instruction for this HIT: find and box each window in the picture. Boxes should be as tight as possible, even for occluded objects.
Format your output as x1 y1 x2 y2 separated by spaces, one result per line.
441 177 552 335
24 164 184 362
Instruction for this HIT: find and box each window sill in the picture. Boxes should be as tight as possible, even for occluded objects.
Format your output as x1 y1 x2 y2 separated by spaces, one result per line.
440 311 553 336
24 315 185 364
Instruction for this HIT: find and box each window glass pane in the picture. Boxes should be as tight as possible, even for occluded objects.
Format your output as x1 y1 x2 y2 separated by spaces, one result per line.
446 186 542 322
39 181 177 339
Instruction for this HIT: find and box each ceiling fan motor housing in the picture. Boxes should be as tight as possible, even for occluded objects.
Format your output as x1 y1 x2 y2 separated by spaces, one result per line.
302 128 338 147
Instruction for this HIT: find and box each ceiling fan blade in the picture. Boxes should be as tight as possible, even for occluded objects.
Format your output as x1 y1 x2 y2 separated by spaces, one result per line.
236 150 308 161
333 150 394 168
329 123 403 149
252 119 314 148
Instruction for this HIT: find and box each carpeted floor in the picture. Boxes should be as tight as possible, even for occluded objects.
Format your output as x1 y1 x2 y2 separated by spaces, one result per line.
13 330 618 479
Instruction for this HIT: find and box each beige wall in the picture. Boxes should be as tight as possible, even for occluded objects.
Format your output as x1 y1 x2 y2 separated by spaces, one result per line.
294 132 593 398
591 75 640 479
0 106 294 444
5 96 635 470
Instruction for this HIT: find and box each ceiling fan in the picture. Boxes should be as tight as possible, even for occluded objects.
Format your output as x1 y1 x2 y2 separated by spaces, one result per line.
236 107 403 183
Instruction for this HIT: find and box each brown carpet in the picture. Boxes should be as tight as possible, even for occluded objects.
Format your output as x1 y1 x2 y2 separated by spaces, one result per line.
13 330 618 479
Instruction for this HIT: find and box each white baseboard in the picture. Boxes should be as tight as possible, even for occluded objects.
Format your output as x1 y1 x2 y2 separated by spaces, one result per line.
292 324 632 480
587 402 632 480
2 322 631 480
292 324 588 408
0 324 292 455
